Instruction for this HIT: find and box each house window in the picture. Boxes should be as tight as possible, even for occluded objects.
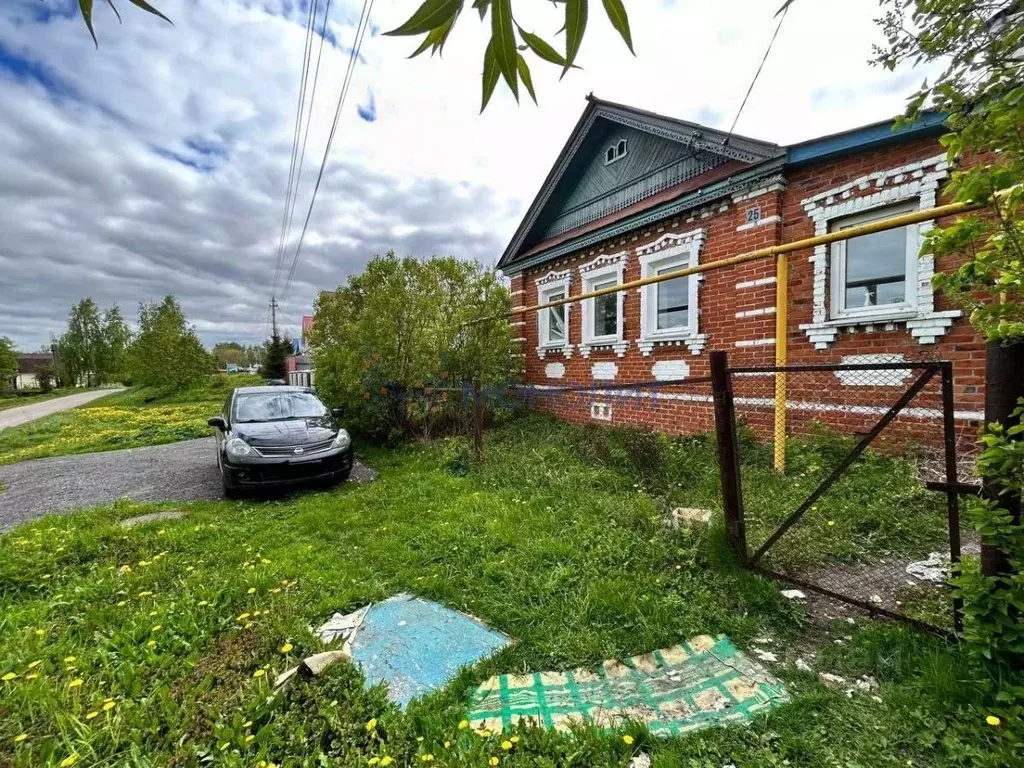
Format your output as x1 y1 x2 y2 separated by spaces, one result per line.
578 253 628 358
592 279 618 337
636 229 705 355
830 202 918 319
604 138 627 166
655 266 688 330
535 271 573 357
544 290 567 344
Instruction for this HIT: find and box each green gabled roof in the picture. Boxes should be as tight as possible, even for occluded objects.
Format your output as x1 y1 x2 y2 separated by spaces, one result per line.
497 97 947 276
497 96 784 273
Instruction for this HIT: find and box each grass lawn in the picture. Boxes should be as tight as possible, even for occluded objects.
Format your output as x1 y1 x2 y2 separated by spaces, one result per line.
0 375 262 465
0 415 1019 767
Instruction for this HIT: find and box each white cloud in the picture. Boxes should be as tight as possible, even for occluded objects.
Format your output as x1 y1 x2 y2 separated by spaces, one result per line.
0 0 933 350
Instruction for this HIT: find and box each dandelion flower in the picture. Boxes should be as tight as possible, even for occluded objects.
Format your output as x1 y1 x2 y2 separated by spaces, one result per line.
63 656 75 663
146 640 156 649
247 588 256 595
198 600 209 607
68 678 83 689
252 669 266 679
117 601 128 608
366 718 377 731
27 660 41 669
236 613 251 622
103 701 115 711
280 643 293 654
380 758 394 767
14 733 28 743
827 520 836 527
369 759 380 766
86 711 99 720
444 741 450 749
243 721 252 729
510 736 519 744
245 734 254 743
986 715 1001 726
59 754 80 767
489 758 499 767
2 672 18 682
152 625 162 632
501 740 513 750
420 755 433 763
26 673 39 680
138 591 153 598
623 735 634 745
35 629 45 637
270 588 281 595
458 720 469 730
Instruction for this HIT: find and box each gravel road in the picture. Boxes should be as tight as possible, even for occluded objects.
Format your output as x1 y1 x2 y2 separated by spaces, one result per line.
0 437 374 531
0 389 123 430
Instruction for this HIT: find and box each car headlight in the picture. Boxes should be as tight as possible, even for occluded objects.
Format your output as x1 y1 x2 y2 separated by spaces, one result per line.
225 436 254 458
333 429 351 450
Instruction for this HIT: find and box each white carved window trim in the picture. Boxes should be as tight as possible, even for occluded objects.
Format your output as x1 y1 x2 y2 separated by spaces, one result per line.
578 251 629 358
636 229 709 355
798 154 961 349
829 200 919 322
534 270 574 359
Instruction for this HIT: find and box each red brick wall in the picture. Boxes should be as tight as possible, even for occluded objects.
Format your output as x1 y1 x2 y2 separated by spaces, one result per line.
511 137 985 446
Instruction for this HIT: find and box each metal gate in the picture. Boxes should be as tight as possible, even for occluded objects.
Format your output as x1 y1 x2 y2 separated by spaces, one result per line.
710 351 967 634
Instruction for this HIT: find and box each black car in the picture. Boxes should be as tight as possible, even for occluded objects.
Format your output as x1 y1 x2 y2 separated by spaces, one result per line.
207 386 353 497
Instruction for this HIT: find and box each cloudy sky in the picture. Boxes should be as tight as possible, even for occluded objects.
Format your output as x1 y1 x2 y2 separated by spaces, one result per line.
0 0 930 350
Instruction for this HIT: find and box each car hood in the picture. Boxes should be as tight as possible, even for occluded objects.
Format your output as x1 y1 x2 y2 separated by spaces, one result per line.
231 418 337 447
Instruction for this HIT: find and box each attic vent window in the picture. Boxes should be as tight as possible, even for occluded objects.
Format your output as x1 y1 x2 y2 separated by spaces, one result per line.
604 138 628 165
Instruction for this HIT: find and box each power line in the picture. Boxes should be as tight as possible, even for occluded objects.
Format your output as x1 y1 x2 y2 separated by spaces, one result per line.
280 0 374 303
281 0 335 282
725 2 792 142
272 0 319 300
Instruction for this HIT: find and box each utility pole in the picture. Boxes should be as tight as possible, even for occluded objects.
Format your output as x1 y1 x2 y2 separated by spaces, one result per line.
270 297 279 339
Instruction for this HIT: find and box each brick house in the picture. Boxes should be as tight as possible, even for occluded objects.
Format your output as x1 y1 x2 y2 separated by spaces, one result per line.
497 96 983 442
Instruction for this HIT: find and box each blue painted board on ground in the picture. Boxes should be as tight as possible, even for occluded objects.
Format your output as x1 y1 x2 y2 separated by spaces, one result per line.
349 593 513 708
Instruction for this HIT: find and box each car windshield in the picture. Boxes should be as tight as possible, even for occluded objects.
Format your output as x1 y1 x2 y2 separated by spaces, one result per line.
233 392 328 423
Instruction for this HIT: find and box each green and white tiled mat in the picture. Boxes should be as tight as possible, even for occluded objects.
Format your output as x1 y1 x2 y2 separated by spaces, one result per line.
467 634 788 737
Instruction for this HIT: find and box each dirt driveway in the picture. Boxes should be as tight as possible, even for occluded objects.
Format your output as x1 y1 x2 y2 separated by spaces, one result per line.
0 437 374 530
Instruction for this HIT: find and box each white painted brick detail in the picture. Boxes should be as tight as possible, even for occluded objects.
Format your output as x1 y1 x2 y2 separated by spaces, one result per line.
735 338 776 348
834 355 911 387
590 402 612 422
735 277 776 290
591 362 618 381
735 307 777 319
652 360 690 381
545 362 565 379
520 384 983 423
736 214 781 232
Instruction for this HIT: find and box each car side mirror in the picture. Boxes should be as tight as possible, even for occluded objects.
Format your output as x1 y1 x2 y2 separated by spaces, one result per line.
207 417 227 430
331 407 345 418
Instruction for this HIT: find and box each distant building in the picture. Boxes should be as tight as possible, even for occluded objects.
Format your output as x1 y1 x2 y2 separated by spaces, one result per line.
15 353 54 390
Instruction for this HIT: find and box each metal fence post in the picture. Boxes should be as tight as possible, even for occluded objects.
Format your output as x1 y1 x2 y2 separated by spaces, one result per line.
940 362 964 633
471 376 484 463
710 350 747 563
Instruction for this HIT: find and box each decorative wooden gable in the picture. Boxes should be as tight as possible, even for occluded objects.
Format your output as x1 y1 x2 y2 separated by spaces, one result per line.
539 125 729 241
498 97 784 273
